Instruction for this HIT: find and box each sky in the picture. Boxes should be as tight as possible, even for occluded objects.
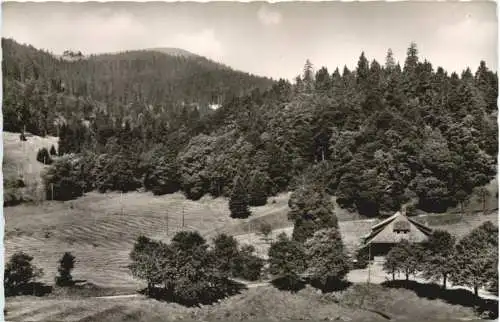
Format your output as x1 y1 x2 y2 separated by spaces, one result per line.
2 1 498 80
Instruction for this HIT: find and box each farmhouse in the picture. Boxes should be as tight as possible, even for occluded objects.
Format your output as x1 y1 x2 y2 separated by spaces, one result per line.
360 209 433 258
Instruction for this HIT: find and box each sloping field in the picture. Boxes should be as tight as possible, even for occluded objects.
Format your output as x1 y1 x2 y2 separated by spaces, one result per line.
4 283 478 322
234 219 377 259
3 131 59 202
4 191 294 288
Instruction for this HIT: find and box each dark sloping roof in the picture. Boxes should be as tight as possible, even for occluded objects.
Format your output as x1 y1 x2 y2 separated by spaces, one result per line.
361 211 432 247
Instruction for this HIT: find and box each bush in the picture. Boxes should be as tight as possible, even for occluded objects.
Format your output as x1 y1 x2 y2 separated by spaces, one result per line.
259 222 273 239
5 252 43 296
232 245 264 281
36 148 53 165
353 246 369 269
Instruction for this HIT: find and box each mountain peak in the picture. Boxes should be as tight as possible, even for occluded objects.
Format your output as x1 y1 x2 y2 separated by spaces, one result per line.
146 47 197 58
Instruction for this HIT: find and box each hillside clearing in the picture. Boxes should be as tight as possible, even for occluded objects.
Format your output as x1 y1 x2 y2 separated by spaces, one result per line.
3 132 59 205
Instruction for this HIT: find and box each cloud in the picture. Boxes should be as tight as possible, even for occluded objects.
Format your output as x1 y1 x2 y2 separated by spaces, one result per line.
164 29 224 61
257 5 282 26
431 17 497 71
3 10 149 54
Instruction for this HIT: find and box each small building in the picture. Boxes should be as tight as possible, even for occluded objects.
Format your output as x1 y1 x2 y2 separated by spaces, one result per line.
360 210 432 258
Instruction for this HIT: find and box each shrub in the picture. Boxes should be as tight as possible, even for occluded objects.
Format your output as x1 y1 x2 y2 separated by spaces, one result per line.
232 245 264 281
353 247 369 269
259 222 273 240
50 145 57 156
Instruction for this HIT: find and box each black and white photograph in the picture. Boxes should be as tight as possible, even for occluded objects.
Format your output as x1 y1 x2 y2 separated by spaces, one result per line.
1 1 499 321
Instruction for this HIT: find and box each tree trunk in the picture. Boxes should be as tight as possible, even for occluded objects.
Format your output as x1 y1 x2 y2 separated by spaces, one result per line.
405 273 409 281
442 274 447 289
392 271 395 281
474 285 479 297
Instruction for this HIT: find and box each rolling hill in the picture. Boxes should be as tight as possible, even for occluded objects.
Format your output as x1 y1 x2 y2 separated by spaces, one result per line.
2 37 274 136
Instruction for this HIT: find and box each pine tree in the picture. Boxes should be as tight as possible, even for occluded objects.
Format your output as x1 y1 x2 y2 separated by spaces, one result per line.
356 52 370 85
247 170 269 206
229 175 251 219
49 145 57 156
55 252 76 287
302 59 314 92
385 48 396 71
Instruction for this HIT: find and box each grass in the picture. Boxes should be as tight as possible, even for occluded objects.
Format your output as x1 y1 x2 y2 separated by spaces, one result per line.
5 283 481 322
4 189 298 288
3 131 59 203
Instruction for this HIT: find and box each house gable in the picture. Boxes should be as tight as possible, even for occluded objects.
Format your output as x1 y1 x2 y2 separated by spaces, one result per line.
363 212 432 245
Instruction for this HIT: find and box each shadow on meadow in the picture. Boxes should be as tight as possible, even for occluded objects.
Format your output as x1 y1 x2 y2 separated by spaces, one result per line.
139 279 248 307
5 281 53 297
381 280 498 319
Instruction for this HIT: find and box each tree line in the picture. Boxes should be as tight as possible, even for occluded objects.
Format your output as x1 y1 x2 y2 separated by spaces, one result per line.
4 38 497 216
383 221 498 297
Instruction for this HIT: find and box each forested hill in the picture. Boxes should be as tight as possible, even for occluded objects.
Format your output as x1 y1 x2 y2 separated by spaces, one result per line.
5 39 498 218
2 37 274 136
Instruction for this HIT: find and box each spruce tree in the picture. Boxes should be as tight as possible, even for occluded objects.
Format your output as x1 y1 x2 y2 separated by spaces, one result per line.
247 170 269 207
55 252 76 287
229 175 251 219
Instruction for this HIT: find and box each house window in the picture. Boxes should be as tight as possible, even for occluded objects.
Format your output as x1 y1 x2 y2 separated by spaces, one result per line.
393 221 410 234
